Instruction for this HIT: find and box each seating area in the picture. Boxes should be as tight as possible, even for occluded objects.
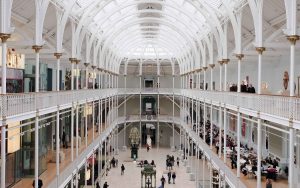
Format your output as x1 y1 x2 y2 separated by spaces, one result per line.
192 119 289 187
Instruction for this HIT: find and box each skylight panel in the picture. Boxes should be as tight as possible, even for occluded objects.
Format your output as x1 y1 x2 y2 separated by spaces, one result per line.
76 0 95 9
205 0 222 9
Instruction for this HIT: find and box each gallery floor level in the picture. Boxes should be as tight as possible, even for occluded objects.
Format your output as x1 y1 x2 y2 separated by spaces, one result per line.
0 0 300 188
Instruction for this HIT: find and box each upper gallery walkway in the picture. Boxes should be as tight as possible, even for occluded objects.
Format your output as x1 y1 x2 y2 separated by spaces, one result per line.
1 88 300 128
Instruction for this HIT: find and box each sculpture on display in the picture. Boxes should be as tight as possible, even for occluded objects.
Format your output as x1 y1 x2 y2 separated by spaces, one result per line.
283 71 289 90
146 135 152 148
129 127 140 159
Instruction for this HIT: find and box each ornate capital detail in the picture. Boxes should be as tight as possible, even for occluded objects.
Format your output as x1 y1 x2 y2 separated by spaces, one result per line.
32 45 43 53
222 59 230 64
235 54 244 60
75 59 81 64
84 63 90 67
255 47 266 55
218 60 224 66
54 53 63 59
203 66 208 71
91 65 96 70
0 33 11 42
209 64 215 69
69 58 77 64
287 35 300 45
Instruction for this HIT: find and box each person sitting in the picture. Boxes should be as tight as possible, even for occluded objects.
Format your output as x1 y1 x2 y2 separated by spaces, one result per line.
272 159 278 168
266 166 277 181
137 160 144 167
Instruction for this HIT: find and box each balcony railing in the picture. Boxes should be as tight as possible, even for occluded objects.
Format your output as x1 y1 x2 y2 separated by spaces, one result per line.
1 88 300 125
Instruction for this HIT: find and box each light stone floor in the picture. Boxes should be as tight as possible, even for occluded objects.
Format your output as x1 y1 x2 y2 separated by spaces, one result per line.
101 148 199 188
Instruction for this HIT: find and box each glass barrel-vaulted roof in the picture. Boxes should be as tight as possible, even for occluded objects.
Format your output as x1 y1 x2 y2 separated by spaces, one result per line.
59 0 244 65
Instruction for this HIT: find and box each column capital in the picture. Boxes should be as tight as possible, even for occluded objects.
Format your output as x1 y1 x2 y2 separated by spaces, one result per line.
287 35 300 45
203 66 208 71
83 63 90 67
54 53 63 59
75 59 81 64
255 47 266 55
91 65 97 70
218 60 224 66
32 45 43 53
222 59 230 64
235 54 244 60
209 64 215 69
69 57 77 64
0 33 11 42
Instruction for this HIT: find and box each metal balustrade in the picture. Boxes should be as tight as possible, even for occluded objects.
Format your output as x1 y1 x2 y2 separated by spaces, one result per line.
1 88 300 126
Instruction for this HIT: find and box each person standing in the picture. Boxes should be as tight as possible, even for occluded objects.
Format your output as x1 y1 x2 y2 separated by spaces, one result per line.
167 171 171 184
62 128 66 148
32 179 43 188
121 164 125 175
172 172 176 184
160 175 166 188
177 157 180 167
266 179 272 188
103 182 109 188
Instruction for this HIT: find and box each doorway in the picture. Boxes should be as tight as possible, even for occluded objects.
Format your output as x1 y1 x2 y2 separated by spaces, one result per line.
144 79 154 88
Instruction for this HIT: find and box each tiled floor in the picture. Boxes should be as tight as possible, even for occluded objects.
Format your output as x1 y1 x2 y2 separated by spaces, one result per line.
101 148 198 188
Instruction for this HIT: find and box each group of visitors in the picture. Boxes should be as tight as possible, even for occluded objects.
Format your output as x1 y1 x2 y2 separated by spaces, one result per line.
110 157 118 168
160 171 176 188
159 154 179 188
228 76 256 93
166 155 175 170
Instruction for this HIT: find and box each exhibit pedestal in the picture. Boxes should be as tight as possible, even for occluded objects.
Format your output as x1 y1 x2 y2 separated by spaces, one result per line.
189 173 195 181
186 166 191 173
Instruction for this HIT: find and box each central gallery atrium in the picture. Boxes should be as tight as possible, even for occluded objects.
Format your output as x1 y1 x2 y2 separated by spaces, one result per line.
0 0 300 188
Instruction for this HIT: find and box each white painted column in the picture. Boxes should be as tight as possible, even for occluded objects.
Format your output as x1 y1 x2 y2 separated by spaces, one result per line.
218 105 222 158
236 54 244 92
223 106 227 163
71 103 74 161
203 68 207 90
289 127 295 188
76 61 80 90
34 112 39 188
1 120 6 188
210 101 213 149
0 33 10 188
85 102 88 147
209 64 215 91
92 101 95 140
54 53 62 91
218 61 223 91
76 104 79 157
172 75 175 149
139 75 142 148
257 117 262 188
84 63 89 89
237 111 241 178
98 98 101 135
157 84 160 150
256 48 265 94
223 60 229 91
203 101 206 143
56 107 60 178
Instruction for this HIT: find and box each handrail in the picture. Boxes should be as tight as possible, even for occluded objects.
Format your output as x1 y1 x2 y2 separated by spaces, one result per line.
1 88 299 126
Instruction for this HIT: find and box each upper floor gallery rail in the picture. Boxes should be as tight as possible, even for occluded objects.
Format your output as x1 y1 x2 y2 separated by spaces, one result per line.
0 88 299 126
